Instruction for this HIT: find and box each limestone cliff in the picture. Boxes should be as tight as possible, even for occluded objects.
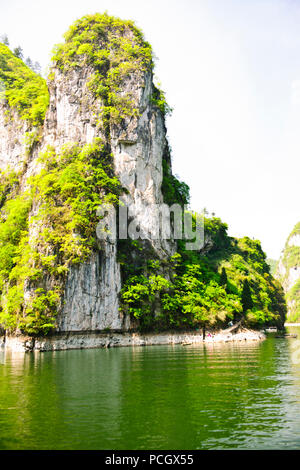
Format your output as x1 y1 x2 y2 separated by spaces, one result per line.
0 14 174 334
276 222 300 321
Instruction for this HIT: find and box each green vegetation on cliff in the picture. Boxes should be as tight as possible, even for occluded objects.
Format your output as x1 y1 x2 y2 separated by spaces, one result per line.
0 42 49 126
0 140 123 334
276 222 300 321
120 219 286 332
161 145 190 206
51 13 155 128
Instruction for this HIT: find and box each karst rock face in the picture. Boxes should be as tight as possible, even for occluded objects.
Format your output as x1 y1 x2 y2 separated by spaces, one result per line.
0 14 175 333
0 109 27 171
276 223 300 321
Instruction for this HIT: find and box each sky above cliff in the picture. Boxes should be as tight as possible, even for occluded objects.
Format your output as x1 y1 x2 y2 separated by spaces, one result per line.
0 0 300 259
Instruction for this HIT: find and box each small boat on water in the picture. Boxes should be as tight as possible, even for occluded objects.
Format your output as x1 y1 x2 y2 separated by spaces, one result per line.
265 327 278 332
275 334 298 339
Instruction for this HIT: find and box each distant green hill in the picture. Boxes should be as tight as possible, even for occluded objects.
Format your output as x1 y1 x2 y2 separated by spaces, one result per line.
266 258 278 275
276 222 300 322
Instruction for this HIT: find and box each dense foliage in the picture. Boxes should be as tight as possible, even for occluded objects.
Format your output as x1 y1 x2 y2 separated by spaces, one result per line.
51 13 156 129
276 222 300 321
0 139 123 334
0 42 49 126
121 218 286 332
161 159 190 206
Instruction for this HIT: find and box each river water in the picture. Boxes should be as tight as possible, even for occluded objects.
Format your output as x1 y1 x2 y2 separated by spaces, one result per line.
1 326 300 450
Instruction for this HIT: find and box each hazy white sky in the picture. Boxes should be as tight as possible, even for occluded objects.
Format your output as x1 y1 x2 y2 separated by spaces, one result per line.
0 0 300 259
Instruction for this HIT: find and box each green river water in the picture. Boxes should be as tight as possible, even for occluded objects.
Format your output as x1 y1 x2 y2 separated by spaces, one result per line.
1 326 300 450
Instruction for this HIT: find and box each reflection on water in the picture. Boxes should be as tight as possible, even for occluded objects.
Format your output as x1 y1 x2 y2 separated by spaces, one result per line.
1 328 300 449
